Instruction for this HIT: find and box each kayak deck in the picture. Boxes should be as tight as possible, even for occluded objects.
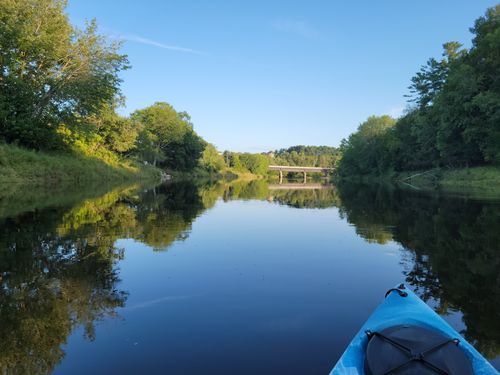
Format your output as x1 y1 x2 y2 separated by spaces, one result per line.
330 285 498 374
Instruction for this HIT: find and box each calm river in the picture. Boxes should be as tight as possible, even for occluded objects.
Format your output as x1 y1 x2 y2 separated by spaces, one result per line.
0 179 498 374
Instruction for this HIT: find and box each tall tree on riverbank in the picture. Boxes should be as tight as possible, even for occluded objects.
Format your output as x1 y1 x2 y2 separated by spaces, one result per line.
0 0 129 149
132 102 205 170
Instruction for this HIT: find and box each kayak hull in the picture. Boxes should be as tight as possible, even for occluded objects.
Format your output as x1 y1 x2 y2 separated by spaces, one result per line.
329 285 498 374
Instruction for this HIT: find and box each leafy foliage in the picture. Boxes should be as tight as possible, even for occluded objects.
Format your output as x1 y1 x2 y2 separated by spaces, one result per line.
0 0 129 149
131 102 206 170
199 143 225 173
338 116 397 176
223 151 269 175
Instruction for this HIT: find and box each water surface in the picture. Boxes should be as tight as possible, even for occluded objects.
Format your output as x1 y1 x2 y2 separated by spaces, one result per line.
0 180 498 374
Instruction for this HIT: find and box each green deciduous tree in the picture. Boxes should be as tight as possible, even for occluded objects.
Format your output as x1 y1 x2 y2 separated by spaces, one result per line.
77 101 139 155
132 102 205 170
222 151 269 175
199 143 225 173
338 115 396 176
0 0 129 149
238 153 269 175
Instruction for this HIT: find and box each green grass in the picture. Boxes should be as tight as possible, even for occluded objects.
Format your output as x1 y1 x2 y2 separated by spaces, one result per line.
339 166 500 198
0 143 161 186
439 166 500 196
395 166 500 198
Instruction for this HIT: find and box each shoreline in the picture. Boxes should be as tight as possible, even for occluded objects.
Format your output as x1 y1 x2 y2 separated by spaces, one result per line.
338 166 500 199
2 143 498 200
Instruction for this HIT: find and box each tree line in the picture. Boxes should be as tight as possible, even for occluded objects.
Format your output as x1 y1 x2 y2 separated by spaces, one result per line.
338 5 500 177
273 145 341 168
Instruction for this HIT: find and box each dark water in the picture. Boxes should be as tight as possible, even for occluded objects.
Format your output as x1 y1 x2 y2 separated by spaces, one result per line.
0 180 498 374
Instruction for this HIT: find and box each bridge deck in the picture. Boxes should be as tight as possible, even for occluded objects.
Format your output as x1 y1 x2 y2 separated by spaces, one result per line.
268 165 334 173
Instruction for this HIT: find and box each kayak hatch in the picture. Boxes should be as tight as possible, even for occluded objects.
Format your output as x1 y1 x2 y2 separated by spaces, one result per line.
329 284 498 375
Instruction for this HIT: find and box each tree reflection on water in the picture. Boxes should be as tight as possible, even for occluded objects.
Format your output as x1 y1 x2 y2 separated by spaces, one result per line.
336 182 500 359
0 179 498 373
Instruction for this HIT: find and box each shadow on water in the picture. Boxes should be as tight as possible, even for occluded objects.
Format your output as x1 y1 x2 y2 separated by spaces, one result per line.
0 178 498 372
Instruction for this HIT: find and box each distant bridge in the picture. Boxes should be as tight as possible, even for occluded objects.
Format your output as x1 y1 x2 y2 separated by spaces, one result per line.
268 165 334 183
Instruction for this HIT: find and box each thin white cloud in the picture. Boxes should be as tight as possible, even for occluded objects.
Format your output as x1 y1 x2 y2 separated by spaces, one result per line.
271 19 320 38
125 34 204 54
105 28 204 55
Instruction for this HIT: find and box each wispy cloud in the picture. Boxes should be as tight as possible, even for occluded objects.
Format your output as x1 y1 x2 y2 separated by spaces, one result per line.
125 34 204 54
271 19 320 38
106 28 204 55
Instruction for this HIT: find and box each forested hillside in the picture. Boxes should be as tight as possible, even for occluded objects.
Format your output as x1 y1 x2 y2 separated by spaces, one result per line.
273 146 340 168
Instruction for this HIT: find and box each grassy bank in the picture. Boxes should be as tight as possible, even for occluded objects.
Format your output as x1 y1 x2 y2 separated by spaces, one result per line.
396 166 500 197
338 166 500 198
437 167 500 198
0 143 161 186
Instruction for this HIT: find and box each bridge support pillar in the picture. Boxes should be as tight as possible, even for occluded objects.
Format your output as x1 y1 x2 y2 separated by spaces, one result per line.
303 171 307 183
279 170 283 184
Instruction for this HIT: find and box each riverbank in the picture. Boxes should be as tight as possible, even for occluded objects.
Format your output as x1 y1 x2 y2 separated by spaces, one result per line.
396 166 500 196
340 166 500 197
0 143 161 187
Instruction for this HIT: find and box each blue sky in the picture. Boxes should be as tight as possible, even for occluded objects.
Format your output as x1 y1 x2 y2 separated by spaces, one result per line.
67 1 498 152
